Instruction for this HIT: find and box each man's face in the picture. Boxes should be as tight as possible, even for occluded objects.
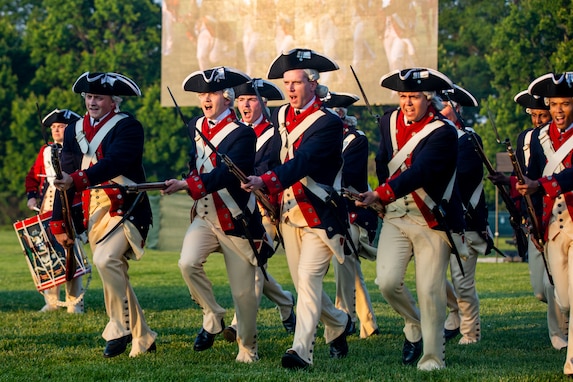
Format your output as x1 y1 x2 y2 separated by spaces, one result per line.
198 91 230 120
548 97 573 131
84 93 115 120
440 101 458 124
399 92 430 123
237 95 262 125
529 108 551 128
283 69 317 109
50 122 67 144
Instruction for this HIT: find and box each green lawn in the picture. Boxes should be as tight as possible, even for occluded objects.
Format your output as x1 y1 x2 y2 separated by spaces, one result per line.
0 227 569 381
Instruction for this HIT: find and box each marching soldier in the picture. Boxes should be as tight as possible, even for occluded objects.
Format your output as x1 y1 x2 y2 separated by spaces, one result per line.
222 79 296 342
51 72 157 357
516 72 573 376
515 88 567 350
358 68 466 371
26 108 83 313
242 48 351 370
441 84 492 345
323 91 380 338
162 67 273 363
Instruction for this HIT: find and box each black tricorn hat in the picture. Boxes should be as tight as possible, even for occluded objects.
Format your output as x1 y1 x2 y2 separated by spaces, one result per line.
380 68 453 92
183 67 251 93
234 79 284 101
41 109 81 127
267 48 339 79
528 72 573 98
72 72 141 96
322 92 360 108
441 84 478 107
514 90 549 110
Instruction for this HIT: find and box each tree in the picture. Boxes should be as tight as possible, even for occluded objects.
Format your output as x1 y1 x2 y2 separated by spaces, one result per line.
438 0 511 126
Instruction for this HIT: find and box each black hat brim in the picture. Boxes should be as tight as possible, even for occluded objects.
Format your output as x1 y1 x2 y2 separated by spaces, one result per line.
234 79 284 101
267 48 339 79
72 72 141 96
514 90 549 110
380 68 453 92
442 84 478 107
42 109 81 127
183 67 251 93
322 92 360 108
528 72 573 98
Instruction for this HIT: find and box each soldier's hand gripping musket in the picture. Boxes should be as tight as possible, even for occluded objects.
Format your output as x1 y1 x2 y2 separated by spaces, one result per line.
504 138 552 284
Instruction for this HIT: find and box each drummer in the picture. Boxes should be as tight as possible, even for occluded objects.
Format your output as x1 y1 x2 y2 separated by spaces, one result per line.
24 108 84 313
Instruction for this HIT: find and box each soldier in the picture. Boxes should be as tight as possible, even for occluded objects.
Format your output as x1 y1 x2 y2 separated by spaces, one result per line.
26 108 83 313
515 88 567 350
489 86 568 350
323 92 380 338
51 72 157 357
441 84 493 345
358 68 466 371
221 79 296 342
162 67 273 363
242 48 351 370
516 72 573 376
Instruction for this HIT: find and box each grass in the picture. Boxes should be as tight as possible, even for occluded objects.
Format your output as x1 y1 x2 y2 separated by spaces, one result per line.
0 227 569 381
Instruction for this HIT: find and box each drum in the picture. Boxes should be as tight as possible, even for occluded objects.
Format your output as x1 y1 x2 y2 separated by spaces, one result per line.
13 211 91 292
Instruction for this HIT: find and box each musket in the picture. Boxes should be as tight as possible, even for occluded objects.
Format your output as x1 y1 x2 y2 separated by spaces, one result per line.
51 143 77 281
504 138 552 284
250 79 286 250
350 65 380 123
167 87 278 221
88 182 168 194
485 110 529 258
251 78 273 124
167 86 271 279
433 205 465 277
440 94 510 258
341 187 385 215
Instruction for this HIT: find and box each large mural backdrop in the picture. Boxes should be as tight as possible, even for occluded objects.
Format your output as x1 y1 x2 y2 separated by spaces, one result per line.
161 0 438 107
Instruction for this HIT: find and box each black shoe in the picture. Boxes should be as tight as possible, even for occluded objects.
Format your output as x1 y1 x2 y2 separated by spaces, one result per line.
144 342 157 354
402 338 423 365
193 319 224 351
222 326 237 343
444 327 460 341
330 314 351 359
347 321 357 336
282 310 296 333
281 350 310 369
103 334 132 358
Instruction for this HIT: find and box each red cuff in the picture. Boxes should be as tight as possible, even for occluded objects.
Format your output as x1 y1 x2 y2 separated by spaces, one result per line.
49 220 66 235
375 183 396 205
186 173 208 199
539 176 559 198
71 170 90 191
260 171 283 195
